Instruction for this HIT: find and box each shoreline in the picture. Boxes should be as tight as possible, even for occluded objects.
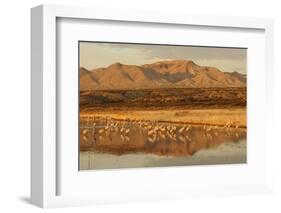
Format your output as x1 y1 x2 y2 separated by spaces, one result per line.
80 108 246 128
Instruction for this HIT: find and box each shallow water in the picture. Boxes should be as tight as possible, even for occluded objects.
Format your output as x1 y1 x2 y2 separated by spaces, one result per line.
79 120 246 170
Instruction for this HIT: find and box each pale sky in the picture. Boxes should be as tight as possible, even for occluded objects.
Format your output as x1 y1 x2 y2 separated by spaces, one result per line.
79 42 247 74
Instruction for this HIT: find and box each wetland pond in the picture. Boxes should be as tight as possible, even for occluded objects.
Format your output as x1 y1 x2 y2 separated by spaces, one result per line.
79 119 246 170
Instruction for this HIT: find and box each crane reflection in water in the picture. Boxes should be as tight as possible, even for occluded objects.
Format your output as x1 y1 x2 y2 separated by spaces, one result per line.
79 116 246 169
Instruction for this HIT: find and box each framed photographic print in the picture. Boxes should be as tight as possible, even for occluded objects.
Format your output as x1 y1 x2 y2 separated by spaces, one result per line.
78 42 247 170
31 4 274 208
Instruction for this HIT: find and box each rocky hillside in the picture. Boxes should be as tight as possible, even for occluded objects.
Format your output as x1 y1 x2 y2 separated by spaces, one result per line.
80 60 246 90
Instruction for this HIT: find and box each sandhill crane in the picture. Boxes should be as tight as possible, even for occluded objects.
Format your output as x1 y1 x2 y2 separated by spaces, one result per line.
104 124 110 131
166 124 170 130
179 135 186 143
185 134 191 142
85 116 90 127
147 124 153 130
224 122 231 129
206 126 212 132
147 135 157 143
82 129 88 135
120 126 125 133
147 129 155 136
125 128 130 135
185 125 191 132
154 125 159 131
125 136 130 142
168 125 176 134
167 131 177 141
98 128 105 134
159 132 166 140
178 126 185 134
159 125 166 132
82 135 89 141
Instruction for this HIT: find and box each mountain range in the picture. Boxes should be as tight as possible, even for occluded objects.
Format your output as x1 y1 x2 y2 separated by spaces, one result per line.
80 60 246 90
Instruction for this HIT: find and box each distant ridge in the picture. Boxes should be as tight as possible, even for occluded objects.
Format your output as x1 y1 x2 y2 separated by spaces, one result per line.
80 60 246 90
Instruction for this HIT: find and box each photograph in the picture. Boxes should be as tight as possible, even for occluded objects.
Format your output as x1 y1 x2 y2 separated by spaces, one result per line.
79 41 247 170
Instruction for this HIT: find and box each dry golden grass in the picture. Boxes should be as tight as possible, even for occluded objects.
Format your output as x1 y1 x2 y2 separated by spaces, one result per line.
80 108 246 128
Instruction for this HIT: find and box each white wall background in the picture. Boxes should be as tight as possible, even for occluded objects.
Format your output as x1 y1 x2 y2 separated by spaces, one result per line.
0 0 280 212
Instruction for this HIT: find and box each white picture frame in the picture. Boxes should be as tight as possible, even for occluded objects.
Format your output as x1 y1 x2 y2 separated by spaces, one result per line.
31 4 274 208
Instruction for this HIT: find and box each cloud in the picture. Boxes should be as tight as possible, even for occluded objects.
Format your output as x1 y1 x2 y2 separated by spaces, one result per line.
79 42 247 74
105 43 246 61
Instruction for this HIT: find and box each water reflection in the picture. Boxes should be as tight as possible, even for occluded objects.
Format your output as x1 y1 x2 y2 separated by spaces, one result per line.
80 118 246 157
